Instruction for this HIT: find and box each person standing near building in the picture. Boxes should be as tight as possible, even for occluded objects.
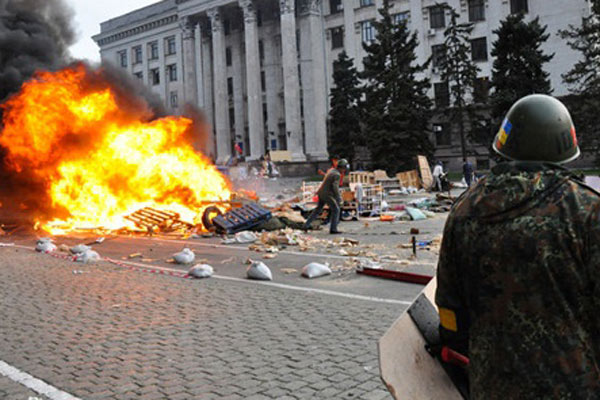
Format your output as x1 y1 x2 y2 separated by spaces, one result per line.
303 159 349 234
462 160 474 187
436 95 600 398
432 161 444 191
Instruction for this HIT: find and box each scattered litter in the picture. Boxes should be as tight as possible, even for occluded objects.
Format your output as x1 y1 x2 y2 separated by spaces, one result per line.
222 231 258 244
281 268 298 274
173 248 195 264
35 238 56 253
128 253 143 259
189 264 214 279
247 261 273 281
410 228 420 235
58 244 70 252
0 243 15 247
406 207 427 221
263 253 277 259
72 270 90 274
70 244 91 254
357 258 382 270
86 237 105 245
75 250 100 263
301 262 332 279
221 256 236 264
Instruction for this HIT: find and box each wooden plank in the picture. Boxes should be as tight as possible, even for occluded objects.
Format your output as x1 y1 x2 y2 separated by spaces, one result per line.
417 155 434 190
379 278 463 400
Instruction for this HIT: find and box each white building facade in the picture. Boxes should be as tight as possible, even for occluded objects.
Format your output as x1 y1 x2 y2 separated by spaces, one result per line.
94 0 590 167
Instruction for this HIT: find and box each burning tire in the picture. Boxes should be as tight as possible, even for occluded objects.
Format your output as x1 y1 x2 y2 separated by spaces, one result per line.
202 206 223 231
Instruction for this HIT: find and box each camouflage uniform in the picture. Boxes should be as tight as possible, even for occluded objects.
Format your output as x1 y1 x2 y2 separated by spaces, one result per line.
436 161 600 399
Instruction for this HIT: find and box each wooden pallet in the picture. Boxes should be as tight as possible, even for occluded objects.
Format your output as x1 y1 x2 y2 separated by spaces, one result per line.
212 203 272 234
396 170 421 188
125 208 194 232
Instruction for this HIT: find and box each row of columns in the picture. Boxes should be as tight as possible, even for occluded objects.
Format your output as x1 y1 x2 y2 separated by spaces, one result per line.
180 0 328 164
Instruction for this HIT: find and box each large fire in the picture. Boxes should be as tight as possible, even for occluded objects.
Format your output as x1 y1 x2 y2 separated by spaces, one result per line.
0 64 231 233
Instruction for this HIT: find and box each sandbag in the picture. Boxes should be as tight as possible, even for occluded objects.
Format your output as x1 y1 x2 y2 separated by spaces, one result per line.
173 248 195 264
222 231 257 244
70 244 91 254
189 264 214 279
247 261 273 281
36 238 56 253
301 262 331 279
75 250 100 263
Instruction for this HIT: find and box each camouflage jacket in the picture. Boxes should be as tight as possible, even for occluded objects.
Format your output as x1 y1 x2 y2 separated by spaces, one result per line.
436 162 600 399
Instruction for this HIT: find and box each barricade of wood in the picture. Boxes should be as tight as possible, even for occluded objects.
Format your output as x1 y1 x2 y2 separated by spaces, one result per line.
396 170 421 189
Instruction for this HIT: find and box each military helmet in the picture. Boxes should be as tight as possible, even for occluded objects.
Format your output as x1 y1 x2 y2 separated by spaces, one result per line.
337 159 349 170
492 94 579 164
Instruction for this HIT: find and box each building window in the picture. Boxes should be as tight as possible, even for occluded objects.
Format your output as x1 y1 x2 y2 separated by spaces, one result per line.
329 0 342 14
150 68 160 85
434 123 451 146
468 0 485 22
473 77 490 103
170 91 178 108
227 77 234 97
471 37 488 62
226 47 232 67
224 19 231 35
229 107 235 129
361 21 375 43
261 71 266 92
511 0 528 14
393 12 410 26
360 0 374 7
132 46 142 64
259 40 264 65
134 72 143 81
434 81 450 108
331 27 344 49
167 64 177 82
429 5 446 29
148 41 158 60
118 50 127 68
165 36 176 55
431 44 446 68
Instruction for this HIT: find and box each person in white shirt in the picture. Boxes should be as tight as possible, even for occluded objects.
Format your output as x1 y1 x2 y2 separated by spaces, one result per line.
433 161 444 192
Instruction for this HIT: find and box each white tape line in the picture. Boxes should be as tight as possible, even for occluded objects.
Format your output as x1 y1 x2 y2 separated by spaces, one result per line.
113 258 412 305
0 360 81 400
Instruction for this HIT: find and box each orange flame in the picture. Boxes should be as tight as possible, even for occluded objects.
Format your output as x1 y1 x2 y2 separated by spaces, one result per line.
0 64 231 233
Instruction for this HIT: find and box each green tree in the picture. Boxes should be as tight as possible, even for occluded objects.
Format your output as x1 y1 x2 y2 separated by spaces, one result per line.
328 51 361 163
560 0 600 160
489 14 554 133
438 6 480 161
360 0 433 173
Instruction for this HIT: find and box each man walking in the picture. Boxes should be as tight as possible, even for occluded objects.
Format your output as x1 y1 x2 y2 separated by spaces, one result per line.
436 95 600 399
304 159 349 234
462 159 474 187
432 161 444 191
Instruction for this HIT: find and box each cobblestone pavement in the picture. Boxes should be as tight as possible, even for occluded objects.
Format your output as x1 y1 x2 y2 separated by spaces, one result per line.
0 247 401 399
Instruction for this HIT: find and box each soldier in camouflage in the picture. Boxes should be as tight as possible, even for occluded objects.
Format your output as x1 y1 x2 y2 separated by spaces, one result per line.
435 94 600 399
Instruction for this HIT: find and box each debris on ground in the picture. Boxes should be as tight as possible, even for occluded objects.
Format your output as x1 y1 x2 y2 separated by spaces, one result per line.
70 244 91 254
75 249 100 263
301 262 332 279
173 248 195 264
246 261 273 281
280 268 298 274
189 264 214 279
128 253 143 259
221 231 257 244
35 238 56 253
58 244 70 253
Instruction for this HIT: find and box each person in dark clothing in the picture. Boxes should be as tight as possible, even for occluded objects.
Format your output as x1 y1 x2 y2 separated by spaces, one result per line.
462 160 474 187
303 159 349 234
436 95 600 399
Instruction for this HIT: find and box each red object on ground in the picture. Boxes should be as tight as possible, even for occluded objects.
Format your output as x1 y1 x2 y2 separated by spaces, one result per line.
441 346 470 367
357 267 433 285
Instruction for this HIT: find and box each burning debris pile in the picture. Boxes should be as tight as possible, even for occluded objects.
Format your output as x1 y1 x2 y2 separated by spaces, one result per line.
0 64 231 234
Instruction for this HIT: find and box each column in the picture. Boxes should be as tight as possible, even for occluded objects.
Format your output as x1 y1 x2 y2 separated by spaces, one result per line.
343 1 357 64
305 0 328 160
194 22 205 109
263 28 280 151
207 7 231 164
279 0 305 161
201 29 214 129
240 0 264 160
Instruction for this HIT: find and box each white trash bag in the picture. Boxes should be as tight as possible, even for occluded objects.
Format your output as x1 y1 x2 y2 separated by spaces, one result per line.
70 244 91 254
75 250 100 263
173 248 195 264
36 238 56 253
247 261 273 281
301 262 332 279
189 264 214 279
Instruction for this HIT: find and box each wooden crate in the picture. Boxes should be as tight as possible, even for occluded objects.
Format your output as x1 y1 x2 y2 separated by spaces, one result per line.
396 170 421 188
349 171 374 185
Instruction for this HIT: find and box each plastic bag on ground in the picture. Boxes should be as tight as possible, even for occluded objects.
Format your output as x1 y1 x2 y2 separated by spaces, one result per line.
406 207 427 221
247 261 273 281
223 231 257 244
173 248 195 264
189 264 214 279
301 262 332 279
75 250 100 263
70 244 91 254
36 238 56 253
